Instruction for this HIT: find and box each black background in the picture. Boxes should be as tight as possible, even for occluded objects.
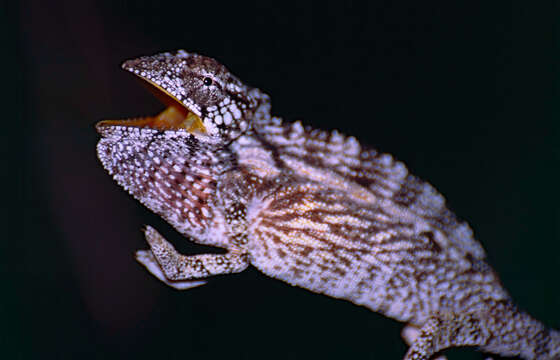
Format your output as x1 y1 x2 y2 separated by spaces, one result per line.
6 1 559 359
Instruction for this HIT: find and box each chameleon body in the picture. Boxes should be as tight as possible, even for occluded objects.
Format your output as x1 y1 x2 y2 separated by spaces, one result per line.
96 50 560 359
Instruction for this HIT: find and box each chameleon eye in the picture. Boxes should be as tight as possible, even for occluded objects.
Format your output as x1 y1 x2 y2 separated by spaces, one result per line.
203 77 213 86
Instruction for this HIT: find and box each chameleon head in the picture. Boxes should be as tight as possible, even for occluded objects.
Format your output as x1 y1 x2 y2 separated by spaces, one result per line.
94 51 271 234
96 50 269 142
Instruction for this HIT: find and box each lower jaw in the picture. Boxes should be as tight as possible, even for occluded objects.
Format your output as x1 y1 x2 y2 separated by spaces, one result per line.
97 106 206 133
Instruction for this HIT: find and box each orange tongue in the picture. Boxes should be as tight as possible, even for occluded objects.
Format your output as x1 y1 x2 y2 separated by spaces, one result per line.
98 106 206 133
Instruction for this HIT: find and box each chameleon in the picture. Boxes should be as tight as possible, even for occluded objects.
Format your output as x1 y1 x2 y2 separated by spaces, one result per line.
96 50 560 359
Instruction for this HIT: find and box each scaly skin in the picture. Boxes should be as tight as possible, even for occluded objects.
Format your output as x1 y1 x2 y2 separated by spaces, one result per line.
96 50 559 359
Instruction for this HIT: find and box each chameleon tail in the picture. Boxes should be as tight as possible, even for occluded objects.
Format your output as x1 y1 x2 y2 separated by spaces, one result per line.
546 329 560 359
479 300 560 360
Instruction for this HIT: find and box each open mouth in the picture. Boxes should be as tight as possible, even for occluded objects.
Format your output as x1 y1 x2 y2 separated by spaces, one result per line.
96 73 206 134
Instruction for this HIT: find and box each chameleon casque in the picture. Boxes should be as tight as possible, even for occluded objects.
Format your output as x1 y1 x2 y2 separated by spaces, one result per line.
96 50 560 359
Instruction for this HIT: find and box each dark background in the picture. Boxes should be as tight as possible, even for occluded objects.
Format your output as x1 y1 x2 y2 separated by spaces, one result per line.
6 1 559 359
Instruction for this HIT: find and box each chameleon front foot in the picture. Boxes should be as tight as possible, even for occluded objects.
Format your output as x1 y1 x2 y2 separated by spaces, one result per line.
136 249 206 290
137 225 250 289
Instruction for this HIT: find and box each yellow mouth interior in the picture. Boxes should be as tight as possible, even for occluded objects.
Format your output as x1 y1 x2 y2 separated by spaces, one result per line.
98 106 205 132
97 74 206 133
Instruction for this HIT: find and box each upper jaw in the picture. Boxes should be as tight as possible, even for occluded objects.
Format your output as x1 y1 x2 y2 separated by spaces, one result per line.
96 51 206 135
120 50 203 116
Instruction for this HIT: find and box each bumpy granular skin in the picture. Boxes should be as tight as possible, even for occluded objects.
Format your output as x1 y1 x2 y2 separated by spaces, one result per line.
96 50 560 360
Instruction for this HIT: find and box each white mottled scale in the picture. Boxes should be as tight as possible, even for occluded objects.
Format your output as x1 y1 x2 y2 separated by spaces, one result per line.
97 50 560 360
